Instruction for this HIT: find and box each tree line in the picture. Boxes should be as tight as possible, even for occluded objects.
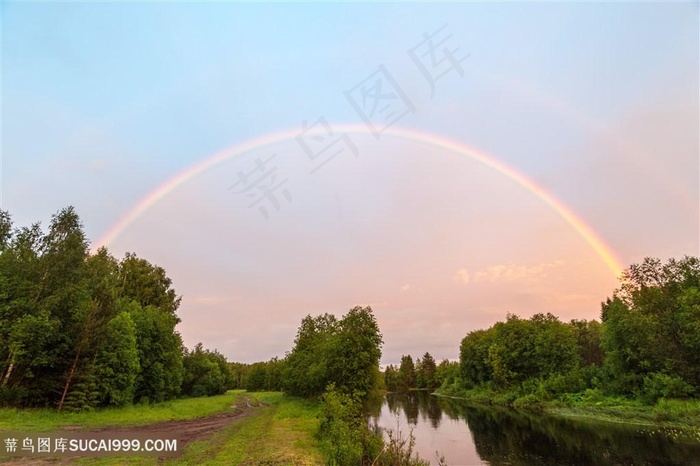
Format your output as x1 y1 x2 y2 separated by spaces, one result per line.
384 353 459 392
448 256 700 406
0 208 232 411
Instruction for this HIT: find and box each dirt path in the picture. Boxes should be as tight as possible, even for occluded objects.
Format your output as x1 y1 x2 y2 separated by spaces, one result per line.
2 399 264 464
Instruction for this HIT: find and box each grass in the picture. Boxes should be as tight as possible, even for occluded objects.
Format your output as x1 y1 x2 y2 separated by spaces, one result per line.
550 397 700 429
0 391 242 432
175 392 322 465
1 391 324 465
437 385 700 431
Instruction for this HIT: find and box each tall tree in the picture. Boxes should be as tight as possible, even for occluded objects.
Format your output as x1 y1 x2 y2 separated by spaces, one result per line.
398 355 416 390
94 311 140 406
418 352 437 390
131 304 184 403
118 253 181 317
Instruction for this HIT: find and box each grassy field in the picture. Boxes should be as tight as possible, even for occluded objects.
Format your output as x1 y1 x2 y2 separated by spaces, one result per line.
0 391 324 465
0 392 239 432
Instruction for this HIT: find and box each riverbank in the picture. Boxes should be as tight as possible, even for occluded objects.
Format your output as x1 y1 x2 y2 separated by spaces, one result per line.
434 387 700 433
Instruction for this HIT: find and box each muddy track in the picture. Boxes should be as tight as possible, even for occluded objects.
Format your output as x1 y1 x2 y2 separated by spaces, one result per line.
2 402 262 464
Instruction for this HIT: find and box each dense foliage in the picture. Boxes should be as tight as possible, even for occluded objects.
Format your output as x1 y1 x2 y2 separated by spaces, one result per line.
450 256 700 406
385 352 455 392
283 306 383 398
0 208 232 410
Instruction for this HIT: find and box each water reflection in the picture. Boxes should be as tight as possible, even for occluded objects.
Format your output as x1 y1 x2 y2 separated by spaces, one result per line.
372 392 700 465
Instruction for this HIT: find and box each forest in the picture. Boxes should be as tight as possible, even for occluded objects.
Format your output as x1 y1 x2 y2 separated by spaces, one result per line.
0 207 231 411
439 256 700 409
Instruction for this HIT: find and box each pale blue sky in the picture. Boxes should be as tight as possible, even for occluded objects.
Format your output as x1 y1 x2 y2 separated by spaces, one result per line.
2 2 698 363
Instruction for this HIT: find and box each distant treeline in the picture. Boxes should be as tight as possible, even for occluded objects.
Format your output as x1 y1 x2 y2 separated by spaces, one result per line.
0 208 232 411
384 353 459 392
441 256 700 407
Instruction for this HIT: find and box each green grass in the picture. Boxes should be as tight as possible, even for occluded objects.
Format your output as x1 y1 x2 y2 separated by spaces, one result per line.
175 393 322 465
437 386 700 430
1 391 324 465
0 391 244 432
551 398 700 429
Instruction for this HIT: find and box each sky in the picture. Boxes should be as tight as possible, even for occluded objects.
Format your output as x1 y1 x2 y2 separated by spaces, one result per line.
2 2 698 365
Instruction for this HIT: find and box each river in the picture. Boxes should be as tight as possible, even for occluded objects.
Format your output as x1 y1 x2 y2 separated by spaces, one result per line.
367 392 700 465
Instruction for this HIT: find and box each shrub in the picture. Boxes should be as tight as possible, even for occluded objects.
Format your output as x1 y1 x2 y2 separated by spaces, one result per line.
318 385 364 466
543 371 587 396
641 373 694 404
513 393 544 412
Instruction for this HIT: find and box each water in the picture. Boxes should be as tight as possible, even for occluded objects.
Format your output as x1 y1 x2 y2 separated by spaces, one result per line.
367 392 700 465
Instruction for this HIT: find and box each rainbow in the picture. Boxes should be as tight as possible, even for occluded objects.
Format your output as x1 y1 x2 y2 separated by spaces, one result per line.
94 125 625 277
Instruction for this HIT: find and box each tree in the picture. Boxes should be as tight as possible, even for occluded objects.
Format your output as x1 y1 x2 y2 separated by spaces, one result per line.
417 352 437 390
182 343 230 397
59 247 120 412
460 329 495 387
131 304 184 403
118 252 181 317
246 363 268 392
0 210 11 251
570 319 605 367
459 313 578 390
283 313 339 397
0 207 94 408
283 306 383 398
435 359 459 388
601 256 700 396
398 355 416 390
94 311 140 406
331 306 383 397
385 365 400 391
228 362 249 389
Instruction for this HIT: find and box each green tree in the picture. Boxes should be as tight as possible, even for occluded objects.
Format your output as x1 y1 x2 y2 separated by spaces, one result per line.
0 207 93 408
331 306 383 397
228 362 249 389
417 352 437 390
601 256 700 397
398 355 416 390
94 311 140 406
118 252 181 317
460 329 496 387
283 306 382 398
435 359 459 388
131 304 184 403
182 343 230 397
570 319 605 367
246 362 268 392
283 313 339 397
460 313 578 390
384 364 400 391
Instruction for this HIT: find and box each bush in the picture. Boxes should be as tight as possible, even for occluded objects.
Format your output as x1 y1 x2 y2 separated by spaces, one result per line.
641 373 695 404
0 386 28 407
543 371 587 396
513 393 544 412
377 425 429 466
318 386 364 466
580 388 606 403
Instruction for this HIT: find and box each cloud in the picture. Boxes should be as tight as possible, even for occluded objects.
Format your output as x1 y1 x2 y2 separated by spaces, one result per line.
454 269 471 284
455 261 564 285
401 284 411 292
192 296 234 305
